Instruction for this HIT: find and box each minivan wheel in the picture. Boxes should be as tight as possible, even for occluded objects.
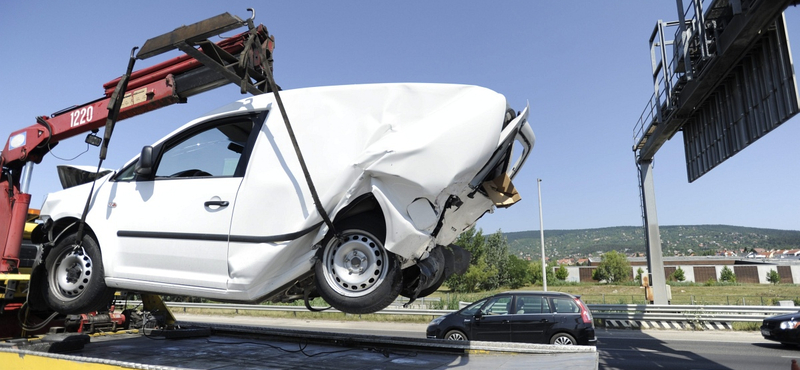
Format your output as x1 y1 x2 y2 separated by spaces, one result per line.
314 217 402 314
43 233 115 314
550 333 577 345
444 329 468 341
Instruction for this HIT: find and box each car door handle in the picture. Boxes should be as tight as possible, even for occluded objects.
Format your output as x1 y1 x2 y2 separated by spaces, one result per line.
204 200 230 207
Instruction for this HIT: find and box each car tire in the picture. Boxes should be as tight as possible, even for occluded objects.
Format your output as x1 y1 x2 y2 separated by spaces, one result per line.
26 263 50 312
444 329 468 341
43 233 115 314
314 215 402 314
550 332 577 345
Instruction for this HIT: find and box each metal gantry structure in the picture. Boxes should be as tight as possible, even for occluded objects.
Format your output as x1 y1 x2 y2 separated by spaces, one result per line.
633 0 800 304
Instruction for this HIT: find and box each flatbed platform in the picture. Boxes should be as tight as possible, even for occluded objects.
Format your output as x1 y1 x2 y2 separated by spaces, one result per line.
3 320 598 369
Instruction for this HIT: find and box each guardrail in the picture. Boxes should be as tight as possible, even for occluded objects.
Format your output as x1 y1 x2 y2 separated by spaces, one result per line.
136 301 451 317
127 301 799 327
587 304 797 323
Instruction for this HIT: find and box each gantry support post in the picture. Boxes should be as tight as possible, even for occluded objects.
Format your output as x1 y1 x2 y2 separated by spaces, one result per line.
639 159 669 304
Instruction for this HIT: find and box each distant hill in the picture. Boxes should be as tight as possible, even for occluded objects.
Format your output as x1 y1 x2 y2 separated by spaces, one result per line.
503 225 800 261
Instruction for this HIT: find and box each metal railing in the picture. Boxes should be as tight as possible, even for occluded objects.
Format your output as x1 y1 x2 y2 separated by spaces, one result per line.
587 304 797 323
126 301 798 324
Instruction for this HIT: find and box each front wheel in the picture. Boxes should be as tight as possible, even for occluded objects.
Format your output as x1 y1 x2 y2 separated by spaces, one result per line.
314 218 402 314
43 233 115 314
444 329 468 341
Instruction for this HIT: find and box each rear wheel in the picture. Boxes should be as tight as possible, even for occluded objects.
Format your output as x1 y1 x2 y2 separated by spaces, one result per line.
314 216 402 314
444 329 468 341
550 332 577 345
43 233 115 314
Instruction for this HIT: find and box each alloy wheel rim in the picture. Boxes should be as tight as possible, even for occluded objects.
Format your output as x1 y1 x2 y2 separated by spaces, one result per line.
554 336 574 345
447 332 466 341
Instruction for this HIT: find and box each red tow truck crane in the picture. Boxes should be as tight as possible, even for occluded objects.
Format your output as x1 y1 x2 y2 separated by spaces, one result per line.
0 10 275 337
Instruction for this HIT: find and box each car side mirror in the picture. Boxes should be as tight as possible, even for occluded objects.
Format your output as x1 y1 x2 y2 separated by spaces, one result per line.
474 310 484 320
135 146 154 177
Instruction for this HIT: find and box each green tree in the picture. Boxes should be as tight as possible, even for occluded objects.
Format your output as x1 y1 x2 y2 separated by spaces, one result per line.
528 260 554 286
671 267 686 282
480 230 510 291
592 250 631 284
449 259 496 292
555 264 569 281
767 269 780 284
720 266 736 283
506 255 532 289
456 227 486 265
445 227 486 291
635 267 645 285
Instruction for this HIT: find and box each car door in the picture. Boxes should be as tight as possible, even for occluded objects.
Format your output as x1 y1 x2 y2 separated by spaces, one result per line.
105 115 258 290
471 295 513 342
508 294 555 343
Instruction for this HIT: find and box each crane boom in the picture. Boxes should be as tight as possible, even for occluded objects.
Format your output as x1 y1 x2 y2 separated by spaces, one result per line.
1 11 274 274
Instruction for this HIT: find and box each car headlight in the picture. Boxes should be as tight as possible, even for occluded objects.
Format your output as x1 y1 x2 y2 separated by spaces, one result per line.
429 316 446 326
780 321 800 330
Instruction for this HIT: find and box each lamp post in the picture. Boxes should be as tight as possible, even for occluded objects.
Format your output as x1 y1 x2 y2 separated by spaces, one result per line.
538 178 547 291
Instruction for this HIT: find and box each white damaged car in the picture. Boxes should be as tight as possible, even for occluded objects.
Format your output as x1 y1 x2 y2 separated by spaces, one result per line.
35 83 534 314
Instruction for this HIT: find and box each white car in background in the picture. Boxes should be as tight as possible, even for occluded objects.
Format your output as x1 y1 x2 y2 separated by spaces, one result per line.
35 83 534 315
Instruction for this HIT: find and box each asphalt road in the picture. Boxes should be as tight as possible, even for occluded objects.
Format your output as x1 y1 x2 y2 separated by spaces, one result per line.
176 314 799 370
596 328 798 370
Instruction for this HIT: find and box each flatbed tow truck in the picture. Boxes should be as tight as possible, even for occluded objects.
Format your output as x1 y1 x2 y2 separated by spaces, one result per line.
0 10 597 369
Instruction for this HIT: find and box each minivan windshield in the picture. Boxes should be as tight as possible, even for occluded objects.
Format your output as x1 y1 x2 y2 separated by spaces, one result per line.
459 298 487 316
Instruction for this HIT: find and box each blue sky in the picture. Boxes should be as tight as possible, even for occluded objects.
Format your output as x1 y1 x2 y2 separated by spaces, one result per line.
2 1 799 233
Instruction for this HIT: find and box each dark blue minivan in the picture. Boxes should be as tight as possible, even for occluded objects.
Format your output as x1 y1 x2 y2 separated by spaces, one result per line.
426 291 596 345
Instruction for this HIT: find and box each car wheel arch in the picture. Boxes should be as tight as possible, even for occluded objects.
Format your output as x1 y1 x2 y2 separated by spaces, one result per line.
44 217 94 252
334 193 384 223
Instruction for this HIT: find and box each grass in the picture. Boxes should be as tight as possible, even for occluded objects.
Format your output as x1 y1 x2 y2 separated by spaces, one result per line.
419 282 800 306
731 322 761 331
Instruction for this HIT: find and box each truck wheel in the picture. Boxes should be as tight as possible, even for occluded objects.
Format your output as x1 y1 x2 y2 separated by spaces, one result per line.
43 233 115 314
314 217 402 314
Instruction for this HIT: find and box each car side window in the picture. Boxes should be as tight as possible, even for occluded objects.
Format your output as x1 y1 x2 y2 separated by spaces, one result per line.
154 118 254 178
552 297 579 313
482 296 513 315
515 296 549 314
115 162 136 181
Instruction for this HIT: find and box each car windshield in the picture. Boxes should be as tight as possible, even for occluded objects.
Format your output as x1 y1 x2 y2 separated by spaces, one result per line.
460 298 487 316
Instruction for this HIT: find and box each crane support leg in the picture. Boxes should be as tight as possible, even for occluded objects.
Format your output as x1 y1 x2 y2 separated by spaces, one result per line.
0 182 28 274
